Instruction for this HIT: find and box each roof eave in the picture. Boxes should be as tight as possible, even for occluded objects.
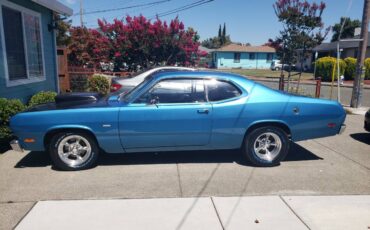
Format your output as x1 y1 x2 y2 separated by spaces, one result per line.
31 0 73 16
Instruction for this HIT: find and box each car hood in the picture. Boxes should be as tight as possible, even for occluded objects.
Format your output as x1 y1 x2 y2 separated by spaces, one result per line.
25 92 110 112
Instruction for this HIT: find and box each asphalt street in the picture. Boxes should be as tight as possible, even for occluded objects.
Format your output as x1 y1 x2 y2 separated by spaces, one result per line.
0 115 369 229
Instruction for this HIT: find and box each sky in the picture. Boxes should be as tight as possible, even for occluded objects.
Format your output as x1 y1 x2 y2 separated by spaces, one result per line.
60 0 364 45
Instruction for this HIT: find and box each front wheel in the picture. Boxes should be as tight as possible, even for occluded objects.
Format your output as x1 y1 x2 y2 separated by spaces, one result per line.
243 126 289 167
49 132 99 171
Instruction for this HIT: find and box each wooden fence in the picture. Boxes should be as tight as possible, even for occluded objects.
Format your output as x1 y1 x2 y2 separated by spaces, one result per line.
57 47 129 92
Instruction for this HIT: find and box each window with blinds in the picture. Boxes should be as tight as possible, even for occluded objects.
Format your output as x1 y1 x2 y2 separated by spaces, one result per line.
1 4 44 85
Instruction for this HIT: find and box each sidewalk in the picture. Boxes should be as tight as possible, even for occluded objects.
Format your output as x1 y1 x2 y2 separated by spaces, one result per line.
15 195 370 230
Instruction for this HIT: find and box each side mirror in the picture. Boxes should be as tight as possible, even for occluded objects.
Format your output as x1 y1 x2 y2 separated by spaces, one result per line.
149 96 159 105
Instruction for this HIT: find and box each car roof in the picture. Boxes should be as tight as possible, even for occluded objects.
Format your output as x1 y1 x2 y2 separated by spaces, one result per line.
150 66 195 71
152 70 253 83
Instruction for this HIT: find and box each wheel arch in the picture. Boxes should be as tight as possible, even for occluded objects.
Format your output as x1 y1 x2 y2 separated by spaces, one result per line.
44 126 98 149
243 121 292 147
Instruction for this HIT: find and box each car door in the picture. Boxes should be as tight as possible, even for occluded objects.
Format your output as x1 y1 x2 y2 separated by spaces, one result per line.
119 78 212 149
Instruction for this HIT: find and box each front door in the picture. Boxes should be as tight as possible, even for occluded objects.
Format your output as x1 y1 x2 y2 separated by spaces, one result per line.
119 79 212 149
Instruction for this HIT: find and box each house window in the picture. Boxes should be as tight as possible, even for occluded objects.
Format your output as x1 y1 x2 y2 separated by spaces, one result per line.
1 3 45 86
234 53 241 63
249 53 255 60
266 53 273 62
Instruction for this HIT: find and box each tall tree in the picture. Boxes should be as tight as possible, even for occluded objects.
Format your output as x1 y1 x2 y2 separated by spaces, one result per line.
331 17 361 42
222 23 226 44
273 0 328 90
202 23 231 49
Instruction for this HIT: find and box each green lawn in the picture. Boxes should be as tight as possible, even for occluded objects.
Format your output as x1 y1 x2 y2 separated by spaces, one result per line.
219 69 314 80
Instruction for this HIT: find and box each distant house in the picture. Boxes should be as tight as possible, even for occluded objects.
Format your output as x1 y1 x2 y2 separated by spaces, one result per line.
211 43 277 69
313 33 370 59
198 46 215 67
293 34 369 71
0 0 72 103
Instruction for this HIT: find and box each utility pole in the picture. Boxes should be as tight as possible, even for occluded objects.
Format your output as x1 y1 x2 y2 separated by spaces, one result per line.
351 0 369 108
80 0 84 27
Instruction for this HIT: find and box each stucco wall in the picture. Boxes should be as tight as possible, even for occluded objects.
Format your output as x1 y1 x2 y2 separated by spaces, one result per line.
0 0 57 103
214 52 277 69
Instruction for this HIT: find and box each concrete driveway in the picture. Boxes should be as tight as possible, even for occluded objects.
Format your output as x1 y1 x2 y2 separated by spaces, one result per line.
0 115 369 229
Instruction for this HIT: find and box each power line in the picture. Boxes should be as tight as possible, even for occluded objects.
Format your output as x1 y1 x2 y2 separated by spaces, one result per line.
73 0 171 16
150 0 214 19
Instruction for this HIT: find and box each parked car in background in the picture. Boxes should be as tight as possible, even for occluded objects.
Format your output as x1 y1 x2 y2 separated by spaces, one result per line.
270 60 295 71
10 71 346 171
365 109 370 132
110 66 195 94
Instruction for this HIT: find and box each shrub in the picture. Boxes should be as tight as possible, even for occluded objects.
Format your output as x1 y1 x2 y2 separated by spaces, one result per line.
344 57 357 80
28 91 57 107
315 57 346 82
0 98 25 139
365 58 370 80
88 74 110 95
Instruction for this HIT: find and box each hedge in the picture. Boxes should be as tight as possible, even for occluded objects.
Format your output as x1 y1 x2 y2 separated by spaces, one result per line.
88 74 110 95
28 91 57 107
0 98 25 140
315 57 346 82
365 58 370 80
344 57 356 80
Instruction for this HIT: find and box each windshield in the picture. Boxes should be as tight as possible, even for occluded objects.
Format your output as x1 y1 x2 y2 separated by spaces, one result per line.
120 75 153 102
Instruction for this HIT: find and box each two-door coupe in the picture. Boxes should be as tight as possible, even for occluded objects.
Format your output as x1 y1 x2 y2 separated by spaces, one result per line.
10 71 346 170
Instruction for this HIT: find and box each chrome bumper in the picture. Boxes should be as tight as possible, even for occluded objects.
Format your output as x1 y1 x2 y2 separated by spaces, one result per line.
339 124 346 135
10 140 23 152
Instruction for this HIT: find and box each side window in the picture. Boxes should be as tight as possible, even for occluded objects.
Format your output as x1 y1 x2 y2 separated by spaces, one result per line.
135 79 206 104
206 80 241 102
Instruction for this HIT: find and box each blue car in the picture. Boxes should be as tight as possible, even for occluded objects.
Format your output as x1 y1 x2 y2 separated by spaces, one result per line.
10 71 346 170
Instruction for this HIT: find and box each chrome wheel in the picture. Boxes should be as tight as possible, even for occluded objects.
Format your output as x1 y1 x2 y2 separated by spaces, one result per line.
57 135 92 167
253 132 282 162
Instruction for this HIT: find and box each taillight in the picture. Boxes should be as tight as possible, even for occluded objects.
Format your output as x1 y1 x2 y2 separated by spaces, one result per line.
327 123 336 128
111 83 122 92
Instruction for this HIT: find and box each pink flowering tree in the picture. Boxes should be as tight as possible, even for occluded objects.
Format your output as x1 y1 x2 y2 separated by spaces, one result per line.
96 15 201 71
68 27 110 68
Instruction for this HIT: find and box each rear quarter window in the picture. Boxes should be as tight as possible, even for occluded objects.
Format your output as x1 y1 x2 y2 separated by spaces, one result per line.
206 80 241 102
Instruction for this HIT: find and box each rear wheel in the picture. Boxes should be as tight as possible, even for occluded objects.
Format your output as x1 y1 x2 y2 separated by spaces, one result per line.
243 126 289 166
49 132 99 171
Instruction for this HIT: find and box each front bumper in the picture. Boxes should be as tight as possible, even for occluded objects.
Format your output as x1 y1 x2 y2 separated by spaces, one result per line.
10 140 23 152
339 124 346 134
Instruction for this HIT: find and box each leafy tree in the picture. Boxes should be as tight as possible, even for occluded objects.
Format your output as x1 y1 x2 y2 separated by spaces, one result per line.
77 15 202 70
331 17 361 42
201 23 231 49
68 27 110 68
272 0 328 89
55 14 72 47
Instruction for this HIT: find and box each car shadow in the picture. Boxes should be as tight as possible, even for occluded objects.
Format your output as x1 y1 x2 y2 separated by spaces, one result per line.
14 142 322 169
350 133 370 145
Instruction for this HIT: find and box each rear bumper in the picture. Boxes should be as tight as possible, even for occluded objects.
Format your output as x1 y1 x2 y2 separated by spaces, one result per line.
10 140 23 152
338 124 346 135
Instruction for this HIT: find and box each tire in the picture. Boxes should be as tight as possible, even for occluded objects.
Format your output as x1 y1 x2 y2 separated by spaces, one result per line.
49 132 99 171
243 126 289 167
274 67 280 71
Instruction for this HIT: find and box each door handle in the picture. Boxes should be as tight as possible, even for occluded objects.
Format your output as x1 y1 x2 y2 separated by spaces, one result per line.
197 109 209 114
